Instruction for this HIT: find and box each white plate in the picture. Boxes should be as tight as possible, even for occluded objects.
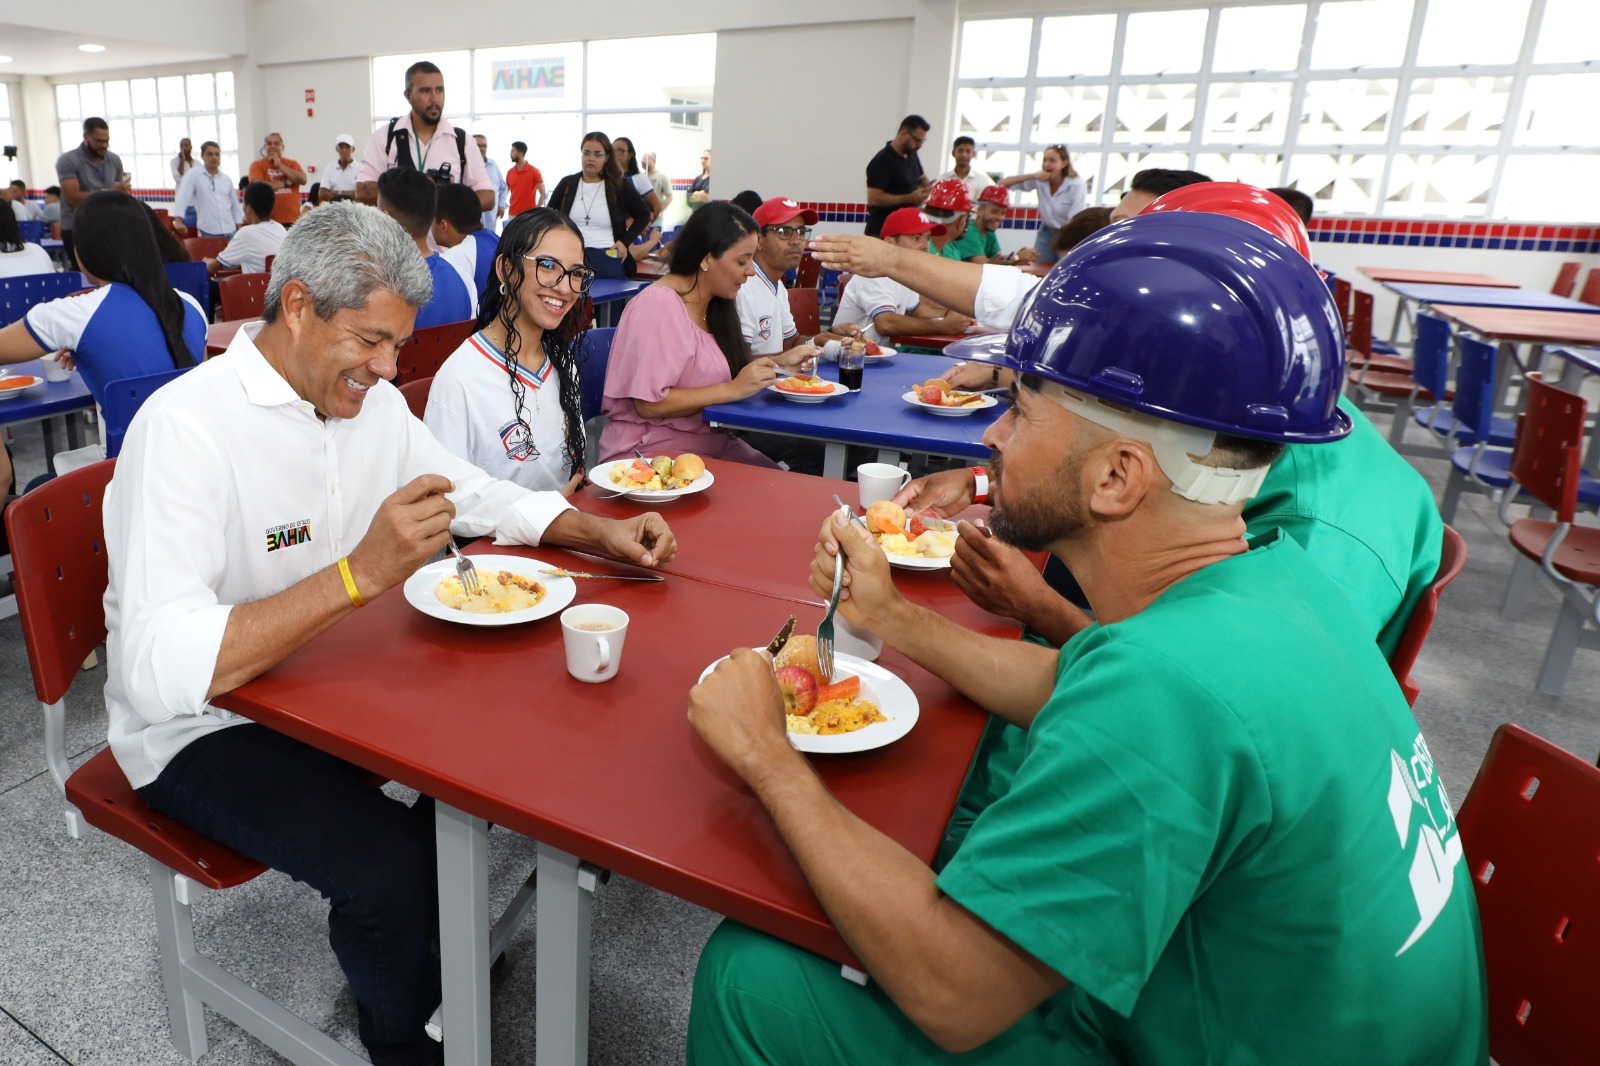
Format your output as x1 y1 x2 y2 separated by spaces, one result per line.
589 458 717 502
864 345 897 363
402 554 577 627
768 379 850 403
902 390 999 417
877 520 959 570
0 375 45 401
698 652 919 754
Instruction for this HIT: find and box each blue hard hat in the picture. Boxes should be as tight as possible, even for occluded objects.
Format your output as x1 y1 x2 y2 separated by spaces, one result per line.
949 212 1351 443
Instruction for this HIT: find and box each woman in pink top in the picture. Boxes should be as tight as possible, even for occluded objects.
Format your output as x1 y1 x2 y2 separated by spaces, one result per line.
600 202 811 464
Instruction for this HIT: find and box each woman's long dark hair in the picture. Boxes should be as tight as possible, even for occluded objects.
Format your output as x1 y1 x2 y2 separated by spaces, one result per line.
139 201 191 263
475 208 587 478
75 191 193 369
581 132 624 194
667 201 758 377
0 204 22 253
613 136 641 178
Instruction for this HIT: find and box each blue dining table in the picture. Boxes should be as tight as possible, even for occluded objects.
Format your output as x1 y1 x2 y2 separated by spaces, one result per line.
705 351 1004 479
0 359 94 465
588 278 651 328
1387 283 1600 315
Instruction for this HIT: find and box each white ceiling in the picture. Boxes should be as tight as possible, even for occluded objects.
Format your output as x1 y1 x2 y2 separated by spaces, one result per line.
0 23 230 77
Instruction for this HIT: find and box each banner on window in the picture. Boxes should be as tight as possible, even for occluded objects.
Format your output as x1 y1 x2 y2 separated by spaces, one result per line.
490 58 566 100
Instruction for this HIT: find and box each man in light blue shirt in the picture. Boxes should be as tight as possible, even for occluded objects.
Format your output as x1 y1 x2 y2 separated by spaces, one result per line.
174 141 243 237
475 133 508 235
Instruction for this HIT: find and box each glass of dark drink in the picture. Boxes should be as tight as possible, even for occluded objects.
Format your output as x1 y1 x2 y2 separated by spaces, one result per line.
838 343 866 391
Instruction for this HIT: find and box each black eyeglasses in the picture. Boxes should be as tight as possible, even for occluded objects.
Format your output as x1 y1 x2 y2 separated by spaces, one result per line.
523 254 595 293
762 225 811 241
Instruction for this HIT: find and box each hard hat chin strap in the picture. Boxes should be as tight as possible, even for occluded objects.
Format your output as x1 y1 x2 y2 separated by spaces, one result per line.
1036 381 1269 506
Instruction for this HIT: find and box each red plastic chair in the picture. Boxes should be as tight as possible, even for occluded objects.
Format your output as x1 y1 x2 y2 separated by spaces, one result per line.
1500 373 1600 694
1344 289 1412 375
395 318 475 386
4 459 373 1062
1332 276 1353 333
182 235 229 262
398 375 433 420
264 254 275 276
1578 268 1600 308
1551 261 1580 298
1387 525 1467 706
788 286 820 337
794 252 821 290
218 272 269 322
1456 723 1600 1065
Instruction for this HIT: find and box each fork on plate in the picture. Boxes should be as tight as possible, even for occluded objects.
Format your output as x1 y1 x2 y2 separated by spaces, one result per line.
816 503 850 682
444 539 482 595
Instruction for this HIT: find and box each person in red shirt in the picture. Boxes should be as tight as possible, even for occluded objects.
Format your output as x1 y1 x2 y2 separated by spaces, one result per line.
505 141 545 217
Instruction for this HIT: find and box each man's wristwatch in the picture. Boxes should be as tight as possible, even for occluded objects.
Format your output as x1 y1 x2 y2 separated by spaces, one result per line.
971 466 990 504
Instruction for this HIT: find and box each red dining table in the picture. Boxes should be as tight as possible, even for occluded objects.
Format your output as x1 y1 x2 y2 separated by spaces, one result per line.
205 317 258 356
214 460 1025 1066
1427 305 1600 413
895 326 1004 351
1357 267 1518 287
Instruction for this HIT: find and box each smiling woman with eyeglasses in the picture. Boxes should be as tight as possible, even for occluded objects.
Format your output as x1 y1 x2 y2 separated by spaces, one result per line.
425 208 592 494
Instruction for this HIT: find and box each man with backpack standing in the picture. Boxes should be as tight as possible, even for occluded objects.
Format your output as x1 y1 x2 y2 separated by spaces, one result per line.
356 60 494 213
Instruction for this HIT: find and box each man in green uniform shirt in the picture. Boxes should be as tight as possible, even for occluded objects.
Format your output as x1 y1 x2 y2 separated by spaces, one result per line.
943 184 1008 262
686 213 1486 1065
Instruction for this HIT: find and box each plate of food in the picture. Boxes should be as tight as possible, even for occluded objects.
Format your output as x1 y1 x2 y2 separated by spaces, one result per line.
861 500 958 569
403 553 577 627
590 454 715 501
0 374 45 401
862 341 897 363
903 379 998 416
699 635 919 754
769 375 850 402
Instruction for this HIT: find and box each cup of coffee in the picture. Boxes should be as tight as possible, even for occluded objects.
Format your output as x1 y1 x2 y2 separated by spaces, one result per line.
560 604 630 683
40 353 72 383
857 462 911 508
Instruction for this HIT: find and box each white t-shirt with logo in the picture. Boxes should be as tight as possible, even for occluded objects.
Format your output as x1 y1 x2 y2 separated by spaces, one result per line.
735 263 797 356
425 330 578 493
832 274 921 345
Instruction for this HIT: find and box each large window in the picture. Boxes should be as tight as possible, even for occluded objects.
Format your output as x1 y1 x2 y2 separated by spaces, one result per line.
953 0 1600 221
54 72 238 189
371 35 713 196
0 84 15 184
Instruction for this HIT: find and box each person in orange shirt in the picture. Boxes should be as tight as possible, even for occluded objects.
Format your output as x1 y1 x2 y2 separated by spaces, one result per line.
505 140 545 217
247 132 307 227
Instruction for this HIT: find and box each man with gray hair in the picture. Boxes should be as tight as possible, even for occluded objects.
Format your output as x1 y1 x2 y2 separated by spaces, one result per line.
102 202 676 1066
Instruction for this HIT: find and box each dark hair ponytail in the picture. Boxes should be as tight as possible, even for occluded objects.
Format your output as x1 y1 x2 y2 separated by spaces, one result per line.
667 201 758 377
476 208 588 477
74 191 194 369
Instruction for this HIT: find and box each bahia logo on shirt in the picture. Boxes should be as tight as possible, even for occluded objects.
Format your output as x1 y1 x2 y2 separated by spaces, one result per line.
756 315 774 341
264 519 313 553
499 420 539 462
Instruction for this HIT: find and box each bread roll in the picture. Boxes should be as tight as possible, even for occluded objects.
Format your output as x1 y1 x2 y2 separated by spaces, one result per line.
866 500 907 536
672 453 706 480
774 634 826 684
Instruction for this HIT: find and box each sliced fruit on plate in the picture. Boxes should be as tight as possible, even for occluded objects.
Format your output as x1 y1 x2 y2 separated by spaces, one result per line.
817 675 861 704
907 510 944 537
776 665 819 715
865 342 883 355
776 375 837 395
625 459 656 483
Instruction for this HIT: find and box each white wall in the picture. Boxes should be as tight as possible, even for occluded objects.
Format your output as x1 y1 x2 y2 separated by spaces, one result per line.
258 59 372 186
4 1 247 60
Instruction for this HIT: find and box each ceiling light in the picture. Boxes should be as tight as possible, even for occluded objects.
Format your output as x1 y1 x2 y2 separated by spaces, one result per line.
79 43 106 53
0 56 13 64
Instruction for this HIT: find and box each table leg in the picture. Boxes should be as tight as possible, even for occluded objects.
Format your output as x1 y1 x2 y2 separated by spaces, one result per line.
1388 299 1406 346
436 803 491 1066
41 418 59 469
1492 341 1523 413
822 443 846 481
535 844 595 1066
874 449 902 468
67 413 84 450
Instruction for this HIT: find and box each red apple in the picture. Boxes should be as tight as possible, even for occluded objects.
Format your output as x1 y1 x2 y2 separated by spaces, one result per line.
919 385 945 405
908 510 940 537
774 665 819 716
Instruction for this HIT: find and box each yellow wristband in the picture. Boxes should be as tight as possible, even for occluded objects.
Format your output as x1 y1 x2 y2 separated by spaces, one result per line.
337 556 366 608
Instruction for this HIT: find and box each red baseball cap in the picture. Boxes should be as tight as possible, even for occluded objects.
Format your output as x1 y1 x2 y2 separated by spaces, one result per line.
881 207 947 238
752 197 819 227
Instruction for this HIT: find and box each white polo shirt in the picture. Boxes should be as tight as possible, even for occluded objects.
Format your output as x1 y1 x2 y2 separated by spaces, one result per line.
216 220 287 274
735 262 797 356
974 263 1041 330
103 321 574 789
832 274 921 345
425 330 576 493
323 159 360 195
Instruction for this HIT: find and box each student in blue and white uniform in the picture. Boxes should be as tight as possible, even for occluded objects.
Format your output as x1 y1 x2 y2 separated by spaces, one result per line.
0 190 204 404
426 209 589 495
377 167 474 329
433 182 499 309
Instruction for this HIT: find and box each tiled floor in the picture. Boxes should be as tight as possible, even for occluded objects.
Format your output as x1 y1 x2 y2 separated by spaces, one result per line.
2 401 1597 1064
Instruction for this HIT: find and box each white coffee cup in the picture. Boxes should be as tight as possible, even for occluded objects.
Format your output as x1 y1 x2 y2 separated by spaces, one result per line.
40 353 72 383
857 462 911 508
560 604 630 683
834 615 883 662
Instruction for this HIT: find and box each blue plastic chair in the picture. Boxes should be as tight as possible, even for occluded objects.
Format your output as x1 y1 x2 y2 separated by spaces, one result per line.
0 272 88 328
17 219 45 243
164 261 211 319
578 327 616 469
102 366 193 459
1440 337 1600 524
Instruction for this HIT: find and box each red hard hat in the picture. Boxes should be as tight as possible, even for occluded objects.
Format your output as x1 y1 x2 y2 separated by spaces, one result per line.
925 177 974 214
976 185 1010 210
1137 181 1313 263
